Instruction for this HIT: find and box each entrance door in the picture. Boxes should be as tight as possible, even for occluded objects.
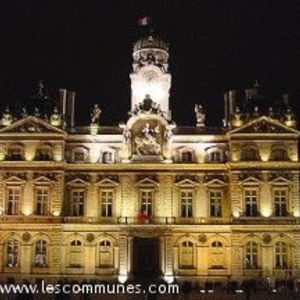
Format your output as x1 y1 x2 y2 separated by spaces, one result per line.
132 237 159 278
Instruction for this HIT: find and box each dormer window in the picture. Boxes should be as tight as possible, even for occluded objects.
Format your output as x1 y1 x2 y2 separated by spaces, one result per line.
242 146 259 161
182 151 192 163
103 151 114 164
72 147 88 163
270 147 288 161
36 146 52 161
8 145 24 161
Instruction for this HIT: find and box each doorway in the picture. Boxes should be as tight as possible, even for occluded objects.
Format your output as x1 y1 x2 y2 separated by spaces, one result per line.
132 237 159 278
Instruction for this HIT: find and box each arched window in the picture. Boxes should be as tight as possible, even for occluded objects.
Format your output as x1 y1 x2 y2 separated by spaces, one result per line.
99 240 113 268
6 239 19 267
270 147 288 161
212 241 223 248
34 240 47 267
7 144 24 161
181 151 193 163
102 151 114 164
73 147 88 163
36 146 52 161
245 241 258 269
209 241 225 269
69 240 83 268
242 147 259 161
180 241 194 269
275 242 288 269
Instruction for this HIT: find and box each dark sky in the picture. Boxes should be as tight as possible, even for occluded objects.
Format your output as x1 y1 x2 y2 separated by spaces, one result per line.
0 0 299 126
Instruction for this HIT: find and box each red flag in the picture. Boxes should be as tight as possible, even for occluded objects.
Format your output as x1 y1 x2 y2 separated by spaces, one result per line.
137 210 150 223
137 16 151 26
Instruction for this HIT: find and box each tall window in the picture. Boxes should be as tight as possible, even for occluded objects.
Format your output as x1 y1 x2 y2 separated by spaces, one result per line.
275 242 288 269
100 190 113 217
180 190 193 218
140 190 153 216
180 241 194 269
6 187 21 215
6 239 19 267
210 191 222 217
274 189 288 217
70 190 85 216
244 189 258 216
36 147 52 161
99 240 113 267
35 187 50 215
245 241 258 269
69 240 82 268
34 240 47 267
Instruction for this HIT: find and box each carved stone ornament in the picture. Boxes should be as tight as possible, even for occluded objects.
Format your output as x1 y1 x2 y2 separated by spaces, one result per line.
87 233 95 242
22 232 31 242
263 233 272 244
199 234 207 243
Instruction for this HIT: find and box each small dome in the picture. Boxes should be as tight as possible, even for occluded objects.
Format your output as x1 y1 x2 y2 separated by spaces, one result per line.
133 35 169 52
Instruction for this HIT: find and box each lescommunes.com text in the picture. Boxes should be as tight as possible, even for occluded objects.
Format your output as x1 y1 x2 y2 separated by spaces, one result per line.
0 281 179 295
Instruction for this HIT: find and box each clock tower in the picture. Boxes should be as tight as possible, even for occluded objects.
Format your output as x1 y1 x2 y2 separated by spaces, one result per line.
130 34 172 118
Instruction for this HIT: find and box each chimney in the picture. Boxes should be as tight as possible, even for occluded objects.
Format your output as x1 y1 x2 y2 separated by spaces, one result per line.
66 91 76 129
228 90 236 117
223 92 229 127
59 89 67 117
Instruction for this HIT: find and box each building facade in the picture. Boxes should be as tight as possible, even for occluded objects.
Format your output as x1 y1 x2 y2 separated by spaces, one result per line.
0 34 299 284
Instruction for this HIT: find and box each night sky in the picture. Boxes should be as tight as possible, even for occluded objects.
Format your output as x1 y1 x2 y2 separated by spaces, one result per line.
0 0 299 127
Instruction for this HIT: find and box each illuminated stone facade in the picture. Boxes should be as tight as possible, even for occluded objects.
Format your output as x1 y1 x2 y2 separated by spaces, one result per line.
0 34 299 284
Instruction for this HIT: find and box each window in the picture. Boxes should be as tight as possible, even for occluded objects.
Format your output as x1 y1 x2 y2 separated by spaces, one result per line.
103 152 114 163
8 146 23 161
180 190 193 218
180 241 194 269
69 240 82 268
245 241 258 269
99 240 113 268
209 191 222 217
242 147 259 161
35 187 50 215
209 151 224 163
182 151 192 163
6 239 19 267
70 190 85 216
36 147 52 161
212 241 223 248
271 148 288 161
275 242 288 269
274 189 288 217
34 240 47 267
6 187 21 215
74 151 85 163
140 190 153 216
244 189 258 216
100 190 113 217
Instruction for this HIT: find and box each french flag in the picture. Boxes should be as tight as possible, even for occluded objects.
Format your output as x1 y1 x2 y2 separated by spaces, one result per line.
137 16 151 26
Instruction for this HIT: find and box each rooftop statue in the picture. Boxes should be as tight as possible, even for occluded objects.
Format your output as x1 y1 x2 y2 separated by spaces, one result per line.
195 104 205 127
91 104 102 124
1 107 13 126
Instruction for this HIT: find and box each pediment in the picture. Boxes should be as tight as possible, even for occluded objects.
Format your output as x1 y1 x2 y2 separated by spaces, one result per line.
175 178 199 187
0 116 65 134
4 175 26 184
241 176 261 185
32 176 53 185
136 177 159 186
204 178 226 186
66 178 90 186
229 116 299 135
96 178 119 187
270 176 291 185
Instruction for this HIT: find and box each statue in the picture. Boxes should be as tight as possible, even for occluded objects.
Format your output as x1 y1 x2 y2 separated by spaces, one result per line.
135 123 161 155
34 107 41 118
253 106 260 118
195 104 205 127
21 107 28 118
50 107 61 126
91 104 102 124
1 107 13 126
